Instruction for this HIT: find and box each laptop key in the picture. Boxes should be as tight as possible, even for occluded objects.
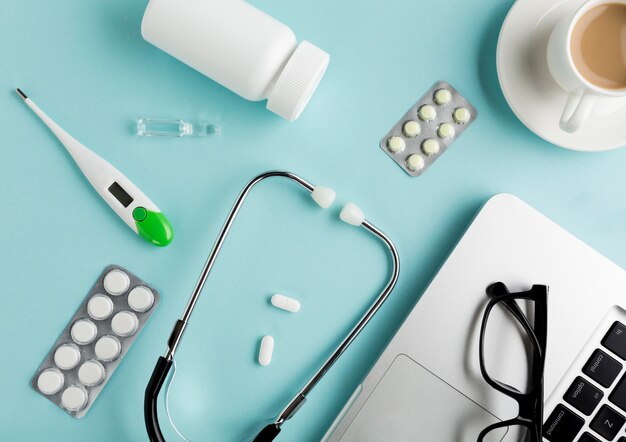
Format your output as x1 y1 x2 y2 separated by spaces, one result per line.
564 376 604 416
589 404 625 440
610 374 626 413
602 322 626 360
584 349 623 388
618 437 626 442
544 404 585 442
578 432 601 442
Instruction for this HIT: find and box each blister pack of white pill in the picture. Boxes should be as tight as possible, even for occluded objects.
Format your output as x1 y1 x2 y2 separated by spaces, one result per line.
31 265 160 418
380 80 477 177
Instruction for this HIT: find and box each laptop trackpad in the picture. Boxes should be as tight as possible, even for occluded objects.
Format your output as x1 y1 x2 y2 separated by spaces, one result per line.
340 354 506 442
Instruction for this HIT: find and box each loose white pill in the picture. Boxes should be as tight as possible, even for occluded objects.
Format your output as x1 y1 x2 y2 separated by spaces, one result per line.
402 120 421 138
78 360 105 387
37 369 64 395
54 344 81 370
422 139 440 156
437 123 455 139
258 336 274 366
87 294 114 320
61 386 88 411
71 319 98 345
434 89 452 105
111 311 138 337
386 136 405 153
271 294 301 313
103 269 130 295
453 107 471 124
128 286 154 312
418 105 436 122
95 335 122 361
406 154 425 172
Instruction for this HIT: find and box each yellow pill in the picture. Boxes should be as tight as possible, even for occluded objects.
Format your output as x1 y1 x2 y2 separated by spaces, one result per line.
418 105 436 122
453 107 471 124
434 89 452 105
405 154 425 172
437 123 455 139
421 139 440 156
403 120 421 138
387 136 406 153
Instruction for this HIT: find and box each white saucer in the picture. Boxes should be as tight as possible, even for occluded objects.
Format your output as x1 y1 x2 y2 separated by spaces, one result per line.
497 0 626 152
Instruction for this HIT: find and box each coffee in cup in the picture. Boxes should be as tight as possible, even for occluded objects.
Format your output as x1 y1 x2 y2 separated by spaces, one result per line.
570 3 626 90
548 0 626 133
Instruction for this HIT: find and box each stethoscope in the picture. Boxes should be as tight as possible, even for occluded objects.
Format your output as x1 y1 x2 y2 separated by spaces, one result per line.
144 171 400 441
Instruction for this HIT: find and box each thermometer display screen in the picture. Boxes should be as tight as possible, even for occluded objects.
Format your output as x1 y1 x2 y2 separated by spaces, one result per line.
108 182 133 208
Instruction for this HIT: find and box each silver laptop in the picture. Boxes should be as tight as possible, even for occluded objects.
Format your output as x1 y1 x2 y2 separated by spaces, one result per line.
324 194 626 442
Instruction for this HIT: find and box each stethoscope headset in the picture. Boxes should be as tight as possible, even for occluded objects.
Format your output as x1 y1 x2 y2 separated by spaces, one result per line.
145 171 400 441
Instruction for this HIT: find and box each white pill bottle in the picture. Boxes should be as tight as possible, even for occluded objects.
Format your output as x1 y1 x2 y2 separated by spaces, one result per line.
141 0 330 121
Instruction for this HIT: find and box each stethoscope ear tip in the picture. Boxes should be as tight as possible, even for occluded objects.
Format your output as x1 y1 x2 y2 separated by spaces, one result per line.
340 202 365 226
311 186 336 209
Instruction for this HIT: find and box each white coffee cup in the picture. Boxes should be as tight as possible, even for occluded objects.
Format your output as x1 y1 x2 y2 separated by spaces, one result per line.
547 0 626 133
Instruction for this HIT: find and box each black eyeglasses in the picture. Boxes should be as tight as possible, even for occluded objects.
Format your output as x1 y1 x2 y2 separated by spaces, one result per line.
477 282 548 442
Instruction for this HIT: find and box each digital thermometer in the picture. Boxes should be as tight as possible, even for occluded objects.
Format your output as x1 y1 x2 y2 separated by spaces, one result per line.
17 88 173 247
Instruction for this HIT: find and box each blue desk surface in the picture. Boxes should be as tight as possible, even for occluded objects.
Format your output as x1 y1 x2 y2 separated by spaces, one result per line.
3 0 626 440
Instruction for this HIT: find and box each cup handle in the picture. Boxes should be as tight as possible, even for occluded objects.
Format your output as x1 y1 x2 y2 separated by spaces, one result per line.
560 88 596 133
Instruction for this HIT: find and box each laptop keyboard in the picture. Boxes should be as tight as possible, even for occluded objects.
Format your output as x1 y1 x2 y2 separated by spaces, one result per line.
544 321 626 441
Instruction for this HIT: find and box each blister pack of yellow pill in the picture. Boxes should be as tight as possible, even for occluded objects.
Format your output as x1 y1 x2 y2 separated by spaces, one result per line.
380 80 477 177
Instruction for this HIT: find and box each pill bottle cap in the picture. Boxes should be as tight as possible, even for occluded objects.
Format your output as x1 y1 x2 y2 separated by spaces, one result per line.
266 41 329 121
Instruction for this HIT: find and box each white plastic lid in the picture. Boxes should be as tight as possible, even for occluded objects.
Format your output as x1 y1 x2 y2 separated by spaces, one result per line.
266 41 329 121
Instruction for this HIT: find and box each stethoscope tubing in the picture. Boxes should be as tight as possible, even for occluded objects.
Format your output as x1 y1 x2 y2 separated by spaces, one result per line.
144 171 400 441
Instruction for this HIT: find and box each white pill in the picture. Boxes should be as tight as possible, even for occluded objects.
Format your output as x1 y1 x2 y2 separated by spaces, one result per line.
453 107 471 124
71 319 98 345
386 136 405 153
87 294 114 320
128 286 154 312
340 202 365 226
78 360 105 387
258 336 274 366
437 123 455 139
271 294 301 313
61 386 88 411
418 105 436 122
434 89 452 105
402 120 421 138
95 335 122 361
406 154 425 172
421 139 440 156
54 344 81 370
111 311 138 337
37 369 64 395
103 269 130 295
